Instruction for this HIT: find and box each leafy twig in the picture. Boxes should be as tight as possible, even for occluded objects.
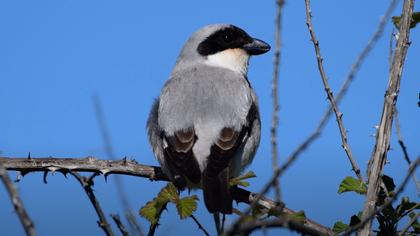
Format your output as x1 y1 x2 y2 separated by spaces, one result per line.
70 172 114 236
342 157 420 236
0 162 36 236
147 202 167 236
359 0 415 234
304 0 362 182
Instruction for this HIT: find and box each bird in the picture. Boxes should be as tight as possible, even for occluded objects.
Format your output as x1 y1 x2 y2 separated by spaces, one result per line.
147 24 270 214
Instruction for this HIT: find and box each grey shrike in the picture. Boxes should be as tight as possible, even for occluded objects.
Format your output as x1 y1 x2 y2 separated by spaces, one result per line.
147 24 270 214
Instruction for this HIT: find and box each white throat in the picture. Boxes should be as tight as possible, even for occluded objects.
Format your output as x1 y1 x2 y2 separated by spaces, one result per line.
205 48 250 75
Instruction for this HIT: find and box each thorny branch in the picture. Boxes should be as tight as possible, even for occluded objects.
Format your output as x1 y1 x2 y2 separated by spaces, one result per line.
70 172 114 236
0 156 335 236
279 0 399 179
0 162 36 236
342 157 420 236
359 0 415 234
270 0 285 203
304 0 363 182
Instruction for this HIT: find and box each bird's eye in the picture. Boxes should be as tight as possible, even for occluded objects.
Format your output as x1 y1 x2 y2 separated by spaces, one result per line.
222 33 233 43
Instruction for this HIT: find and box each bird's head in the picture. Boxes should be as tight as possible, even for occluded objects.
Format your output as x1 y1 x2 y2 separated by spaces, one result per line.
175 24 270 75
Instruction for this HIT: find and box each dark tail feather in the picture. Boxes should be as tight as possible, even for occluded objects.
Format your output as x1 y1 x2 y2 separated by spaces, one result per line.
203 167 232 214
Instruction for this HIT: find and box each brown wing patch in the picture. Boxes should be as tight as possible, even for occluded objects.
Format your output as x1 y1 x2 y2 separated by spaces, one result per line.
216 127 240 151
164 128 201 190
167 129 195 153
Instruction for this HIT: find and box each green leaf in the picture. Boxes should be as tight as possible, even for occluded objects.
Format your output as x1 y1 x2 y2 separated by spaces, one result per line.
338 176 367 195
139 183 180 223
175 195 199 219
139 198 167 224
381 175 396 192
392 12 420 29
349 214 361 226
332 221 349 234
289 211 306 222
159 182 179 203
396 197 418 217
229 171 257 187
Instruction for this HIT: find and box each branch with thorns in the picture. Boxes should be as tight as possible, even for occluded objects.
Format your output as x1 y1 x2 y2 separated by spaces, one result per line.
0 156 335 236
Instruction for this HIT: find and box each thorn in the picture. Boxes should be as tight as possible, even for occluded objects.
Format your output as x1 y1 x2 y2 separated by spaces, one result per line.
15 171 22 183
43 171 48 184
60 170 68 178
104 173 109 182
100 169 110 176
48 167 59 175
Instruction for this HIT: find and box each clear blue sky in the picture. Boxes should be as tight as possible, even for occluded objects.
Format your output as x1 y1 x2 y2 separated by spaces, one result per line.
0 1 419 235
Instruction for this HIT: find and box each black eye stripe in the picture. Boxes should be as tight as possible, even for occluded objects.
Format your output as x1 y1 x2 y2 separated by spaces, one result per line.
197 26 253 56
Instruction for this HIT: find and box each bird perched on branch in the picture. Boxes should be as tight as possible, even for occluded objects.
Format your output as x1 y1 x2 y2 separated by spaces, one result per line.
147 24 270 214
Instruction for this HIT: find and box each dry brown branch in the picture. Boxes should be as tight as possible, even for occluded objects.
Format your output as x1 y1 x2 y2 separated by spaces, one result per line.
271 0 285 203
342 156 420 236
71 172 114 236
111 214 130 236
281 0 399 178
0 156 334 236
236 217 329 236
359 0 415 234
304 0 363 182
0 162 36 236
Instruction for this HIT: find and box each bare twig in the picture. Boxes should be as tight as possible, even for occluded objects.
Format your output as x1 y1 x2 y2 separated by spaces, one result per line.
190 215 210 236
279 0 399 181
395 108 420 195
93 95 145 236
111 214 130 236
304 0 362 182
342 157 420 236
0 162 36 236
398 212 420 236
271 0 285 203
70 172 114 236
0 156 334 236
359 0 415 234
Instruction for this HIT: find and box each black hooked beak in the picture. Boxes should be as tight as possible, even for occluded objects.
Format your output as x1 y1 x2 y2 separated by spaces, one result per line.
242 38 271 55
